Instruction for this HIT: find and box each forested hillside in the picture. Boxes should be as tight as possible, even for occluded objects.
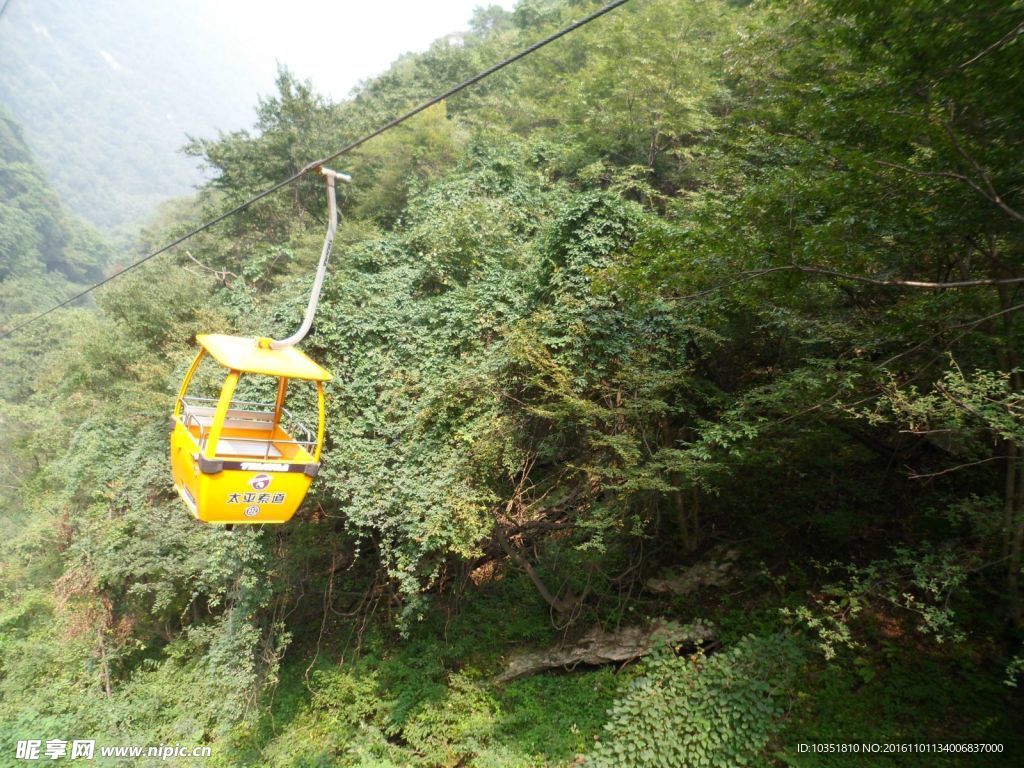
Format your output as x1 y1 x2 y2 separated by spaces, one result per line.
2 1 1023 766
0 104 109 316
0 0 264 230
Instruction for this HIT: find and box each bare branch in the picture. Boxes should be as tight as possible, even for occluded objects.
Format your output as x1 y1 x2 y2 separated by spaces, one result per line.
759 301 1024 430
184 250 246 287
673 264 1024 304
942 121 1024 223
960 21 1024 68
877 130 1024 225
876 159 994 201
497 527 575 614
785 264 1024 289
908 456 1004 480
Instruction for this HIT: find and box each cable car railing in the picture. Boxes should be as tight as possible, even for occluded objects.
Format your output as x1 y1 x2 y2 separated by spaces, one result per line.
178 395 316 460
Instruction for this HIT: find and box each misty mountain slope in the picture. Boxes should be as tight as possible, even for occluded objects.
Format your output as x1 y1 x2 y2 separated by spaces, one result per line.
0 0 263 230
0 104 109 317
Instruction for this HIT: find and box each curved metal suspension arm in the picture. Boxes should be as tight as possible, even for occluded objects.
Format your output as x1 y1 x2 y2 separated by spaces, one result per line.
269 167 351 349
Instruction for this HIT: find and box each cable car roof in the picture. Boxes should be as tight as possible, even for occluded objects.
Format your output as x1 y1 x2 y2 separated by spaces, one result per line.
197 334 333 381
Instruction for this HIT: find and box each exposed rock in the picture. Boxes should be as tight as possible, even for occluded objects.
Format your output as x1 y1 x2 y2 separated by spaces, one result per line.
645 546 739 596
495 620 714 683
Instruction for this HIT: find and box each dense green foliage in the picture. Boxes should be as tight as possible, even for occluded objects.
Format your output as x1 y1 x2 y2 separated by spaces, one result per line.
592 635 803 768
2 1 1024 765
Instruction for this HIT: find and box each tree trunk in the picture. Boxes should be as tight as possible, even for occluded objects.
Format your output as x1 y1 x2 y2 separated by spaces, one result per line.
497 529 577 617
995 273 1023 625
1005 441 1024 626
96 630 112 699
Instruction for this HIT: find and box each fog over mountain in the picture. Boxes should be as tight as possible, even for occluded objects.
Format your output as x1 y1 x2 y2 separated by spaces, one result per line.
0 0 268 229
0 0 510 231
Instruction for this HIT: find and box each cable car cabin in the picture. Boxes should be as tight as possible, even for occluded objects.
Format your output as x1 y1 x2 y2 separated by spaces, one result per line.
171 334 332 525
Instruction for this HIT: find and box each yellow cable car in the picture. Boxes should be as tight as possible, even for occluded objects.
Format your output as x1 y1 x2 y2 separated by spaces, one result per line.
170 167 348 524
170 334 331 524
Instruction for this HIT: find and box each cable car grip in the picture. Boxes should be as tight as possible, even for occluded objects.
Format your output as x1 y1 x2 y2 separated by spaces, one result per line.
266 167 351 350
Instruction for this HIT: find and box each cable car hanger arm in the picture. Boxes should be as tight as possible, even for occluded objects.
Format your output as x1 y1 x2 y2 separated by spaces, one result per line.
265 167 351 350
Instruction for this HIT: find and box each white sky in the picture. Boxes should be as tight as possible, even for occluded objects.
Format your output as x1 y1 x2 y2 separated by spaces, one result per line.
200 0 518 104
